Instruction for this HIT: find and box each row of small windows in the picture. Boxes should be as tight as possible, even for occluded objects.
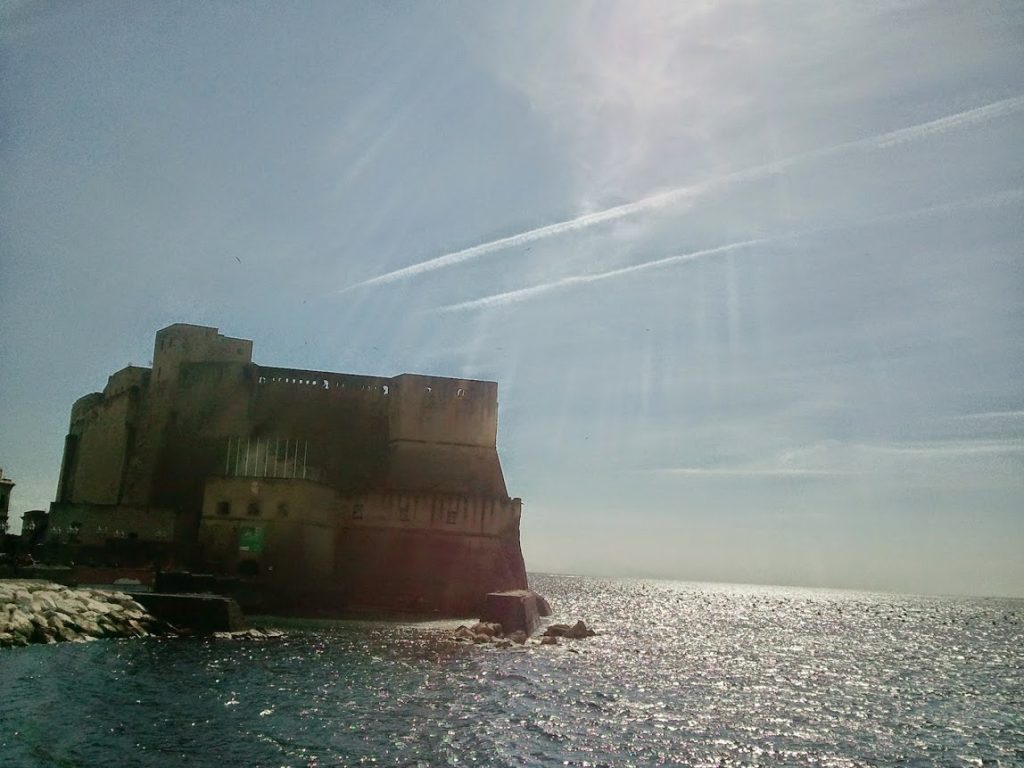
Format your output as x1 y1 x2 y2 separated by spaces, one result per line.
351 506 457 524
215 501 289 518
351 507 463 525
354 505 410 521
215 500 498 523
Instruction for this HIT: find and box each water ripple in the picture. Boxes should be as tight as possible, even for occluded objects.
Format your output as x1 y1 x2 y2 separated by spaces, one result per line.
1 576 1022 766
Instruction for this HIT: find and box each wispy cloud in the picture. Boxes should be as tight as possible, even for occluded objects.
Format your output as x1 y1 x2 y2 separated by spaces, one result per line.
956 410 1024 421
431 189 1024 313
642 438 1024 480
648 467 852 478
334 95 1024 295
865 440 1024 457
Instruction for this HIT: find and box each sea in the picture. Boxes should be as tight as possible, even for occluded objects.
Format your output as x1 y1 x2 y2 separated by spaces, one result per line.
2 574 1022 767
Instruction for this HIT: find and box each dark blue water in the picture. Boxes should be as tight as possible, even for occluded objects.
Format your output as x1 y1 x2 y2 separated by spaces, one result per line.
2 575 1022 767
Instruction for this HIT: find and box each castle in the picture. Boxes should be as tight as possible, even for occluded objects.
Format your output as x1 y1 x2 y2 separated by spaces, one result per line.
49 323 527 614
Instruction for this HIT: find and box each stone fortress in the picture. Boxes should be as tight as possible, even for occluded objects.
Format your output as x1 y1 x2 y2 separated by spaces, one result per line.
49 323 527 614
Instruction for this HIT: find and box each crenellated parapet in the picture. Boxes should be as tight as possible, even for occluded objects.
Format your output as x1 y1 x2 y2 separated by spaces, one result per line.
256 367 391 395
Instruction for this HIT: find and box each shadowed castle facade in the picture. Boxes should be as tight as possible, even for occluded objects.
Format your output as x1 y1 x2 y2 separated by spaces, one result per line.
49 323 527 613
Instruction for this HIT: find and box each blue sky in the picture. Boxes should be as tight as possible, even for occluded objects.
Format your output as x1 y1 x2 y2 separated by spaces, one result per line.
2 1 1022 596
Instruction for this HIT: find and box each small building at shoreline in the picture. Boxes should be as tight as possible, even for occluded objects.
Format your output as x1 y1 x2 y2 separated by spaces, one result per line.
0 468 14 535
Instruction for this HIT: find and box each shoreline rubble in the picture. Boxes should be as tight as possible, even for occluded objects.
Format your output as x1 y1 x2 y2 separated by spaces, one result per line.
1 580 167 648
450 618 597 647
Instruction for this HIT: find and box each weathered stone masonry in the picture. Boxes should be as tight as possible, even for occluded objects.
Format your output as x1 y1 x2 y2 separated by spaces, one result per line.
50 323 527 613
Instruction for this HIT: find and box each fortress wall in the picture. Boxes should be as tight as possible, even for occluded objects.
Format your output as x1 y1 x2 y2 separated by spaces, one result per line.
117 396 168 507
342 491 521 537
121 362 391 544
251 367 391 490
197 480 525 609
329 490 526 613
201 477 340 526
384 442 508 497
145 362 258 555
201 520 335 586
331 526 528 614
199 478 339 584
59 367 151 505
103 366 150 398
384 375 506 496
120 362 250 509
48 503 177 546
70 393 104 424
56 393 104 503
171 362 255 433
152 324 252 384
65 389 138 505
388 375 498 447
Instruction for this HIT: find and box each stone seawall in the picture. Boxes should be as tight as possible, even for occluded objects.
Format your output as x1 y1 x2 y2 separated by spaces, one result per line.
1 580 162 648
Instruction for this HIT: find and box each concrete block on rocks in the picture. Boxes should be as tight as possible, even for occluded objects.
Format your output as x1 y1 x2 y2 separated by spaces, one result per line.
479 590 541 636
134 592 245 633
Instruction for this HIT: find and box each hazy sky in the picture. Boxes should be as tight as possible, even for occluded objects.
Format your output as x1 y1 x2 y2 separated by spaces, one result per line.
2 1 1022 597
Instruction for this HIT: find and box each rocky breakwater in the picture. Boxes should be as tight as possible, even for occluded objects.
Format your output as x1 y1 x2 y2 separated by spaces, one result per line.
452 621 530 647
1 580 164 648
451 618 597 648
540 620 596 644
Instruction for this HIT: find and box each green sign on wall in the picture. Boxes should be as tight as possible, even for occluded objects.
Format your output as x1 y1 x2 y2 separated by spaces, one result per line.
238 526 266 554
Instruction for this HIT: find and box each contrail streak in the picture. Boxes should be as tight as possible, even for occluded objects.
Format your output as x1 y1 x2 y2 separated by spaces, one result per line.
871 95 1024 149
432 188 1023 314
435 237 772 313
335 189 695 293
335 95 1024 294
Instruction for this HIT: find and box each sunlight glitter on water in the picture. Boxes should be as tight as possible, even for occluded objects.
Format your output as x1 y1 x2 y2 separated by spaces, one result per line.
1 575 1022 767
